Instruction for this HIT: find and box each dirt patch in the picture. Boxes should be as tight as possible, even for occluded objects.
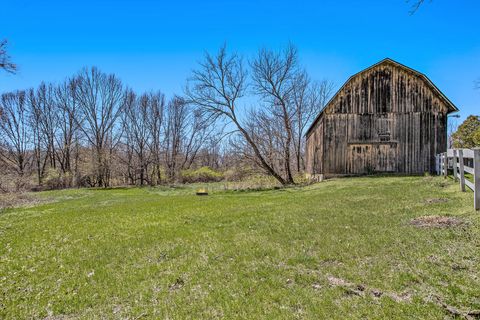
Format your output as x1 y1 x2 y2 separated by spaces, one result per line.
311 283 322 290
425 294 480 319
327 276 350 287
410 216 464 228
169 277 185 291
327 276 411 302
388 291 413 303
424 198 449 204
43 315 75 320
433 180 448 188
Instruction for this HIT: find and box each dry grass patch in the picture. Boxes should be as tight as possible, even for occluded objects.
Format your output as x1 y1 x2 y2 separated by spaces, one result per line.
410 215 464 228
424 197 449 204
0 193 43 211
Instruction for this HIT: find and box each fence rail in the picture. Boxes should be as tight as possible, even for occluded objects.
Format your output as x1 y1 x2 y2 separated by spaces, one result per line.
435 148 480 210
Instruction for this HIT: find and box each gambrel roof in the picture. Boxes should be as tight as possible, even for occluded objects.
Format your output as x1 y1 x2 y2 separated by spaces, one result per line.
305 58 458 137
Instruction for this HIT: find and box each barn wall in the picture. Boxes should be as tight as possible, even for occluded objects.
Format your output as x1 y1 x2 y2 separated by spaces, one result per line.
306 116 324 175
306 62 450 176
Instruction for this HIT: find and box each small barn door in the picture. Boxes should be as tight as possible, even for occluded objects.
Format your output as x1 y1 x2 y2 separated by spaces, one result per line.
348 143 397 174
348 145 372 174
374 143 397 172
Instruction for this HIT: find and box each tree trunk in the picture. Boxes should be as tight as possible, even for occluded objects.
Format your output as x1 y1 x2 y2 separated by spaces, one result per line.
234 118 288 185
282 107 295 184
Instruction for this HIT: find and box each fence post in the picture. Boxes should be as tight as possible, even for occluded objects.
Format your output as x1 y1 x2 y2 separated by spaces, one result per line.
440 153 444 176
453 149 458 181
443 152 448 178
458 149 465 192
474 148 480 211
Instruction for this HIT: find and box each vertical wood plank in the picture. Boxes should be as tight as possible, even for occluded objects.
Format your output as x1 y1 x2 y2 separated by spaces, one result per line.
438 154 442 175
440 153 443 175
474 148 480 211
443 152 448 178
458 149 465 192
453 149 458 181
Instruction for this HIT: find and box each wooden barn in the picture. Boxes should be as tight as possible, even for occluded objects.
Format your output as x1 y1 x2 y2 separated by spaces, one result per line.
305 58 458 178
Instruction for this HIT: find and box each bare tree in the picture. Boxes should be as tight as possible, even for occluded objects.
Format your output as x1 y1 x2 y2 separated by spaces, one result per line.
186 45 289 185
291 76 334 172
197 134 225 169
164 96 188 182
145 92 165 185
74 67 126 187
251 45 301 184
409 0 426 14
0 91 30 181
0 39 16 74
236 109 285 175
122 91 152 186
179 106 219 171
120 104 135 185
55 78 81 180
27 86 50 185
291 72 310 173
29 83 59 174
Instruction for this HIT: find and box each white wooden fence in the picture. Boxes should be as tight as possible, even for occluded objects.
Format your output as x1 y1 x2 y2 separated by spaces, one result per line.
436 148 480 210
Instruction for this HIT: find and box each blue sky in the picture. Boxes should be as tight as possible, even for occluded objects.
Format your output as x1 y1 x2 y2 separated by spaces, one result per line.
1 0 479 123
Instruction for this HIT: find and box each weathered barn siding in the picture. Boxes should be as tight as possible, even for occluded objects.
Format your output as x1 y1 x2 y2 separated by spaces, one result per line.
306 59 456 177
305 114 324 175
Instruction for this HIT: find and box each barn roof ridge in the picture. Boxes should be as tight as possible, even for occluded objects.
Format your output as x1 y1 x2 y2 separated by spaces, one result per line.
305 58 459 137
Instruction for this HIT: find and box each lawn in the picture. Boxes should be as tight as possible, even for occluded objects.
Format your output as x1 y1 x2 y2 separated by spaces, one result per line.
1 176 479 319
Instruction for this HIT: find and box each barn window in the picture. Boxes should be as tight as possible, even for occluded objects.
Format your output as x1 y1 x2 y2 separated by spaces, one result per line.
379 133 391 142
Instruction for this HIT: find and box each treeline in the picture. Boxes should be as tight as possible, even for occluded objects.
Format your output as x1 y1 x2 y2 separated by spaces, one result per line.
0 45 333 191
0 68 225 191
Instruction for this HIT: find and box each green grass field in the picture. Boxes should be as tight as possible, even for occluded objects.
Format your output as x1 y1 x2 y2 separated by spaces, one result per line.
1 176 479 319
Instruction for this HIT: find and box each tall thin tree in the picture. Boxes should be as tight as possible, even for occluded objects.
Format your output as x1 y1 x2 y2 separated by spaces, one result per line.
74 67 126 187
